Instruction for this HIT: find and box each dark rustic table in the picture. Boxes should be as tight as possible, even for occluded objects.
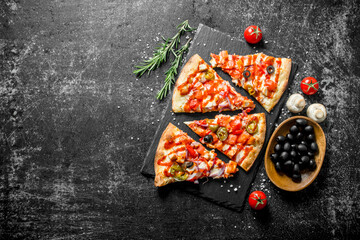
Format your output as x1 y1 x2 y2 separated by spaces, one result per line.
1 1 359 239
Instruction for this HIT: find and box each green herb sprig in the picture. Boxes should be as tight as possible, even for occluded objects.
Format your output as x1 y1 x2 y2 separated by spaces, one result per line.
133 20 196 100
156 38 191 100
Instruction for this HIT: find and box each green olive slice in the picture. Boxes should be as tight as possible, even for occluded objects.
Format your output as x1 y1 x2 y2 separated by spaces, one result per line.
209 124 219 133
216 127 229 141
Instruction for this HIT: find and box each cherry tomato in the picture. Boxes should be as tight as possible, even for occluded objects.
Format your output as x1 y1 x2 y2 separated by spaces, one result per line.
301 77 319 95
248 190 267 210
244 25 263 44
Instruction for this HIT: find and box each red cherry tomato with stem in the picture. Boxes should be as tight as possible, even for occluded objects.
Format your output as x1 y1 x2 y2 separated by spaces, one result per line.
301 77 319 95
244 25 263 44
248 190 267 210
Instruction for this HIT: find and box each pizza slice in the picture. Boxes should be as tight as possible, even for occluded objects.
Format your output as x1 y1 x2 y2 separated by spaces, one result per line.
172 54 255 113
154 123 238 187
210 51 291 112
184 112 266 171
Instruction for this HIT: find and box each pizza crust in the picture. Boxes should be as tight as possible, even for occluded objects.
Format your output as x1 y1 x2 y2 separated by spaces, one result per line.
238 113 266 171
154 123 178 187
172 54 202 113
262 58 292 112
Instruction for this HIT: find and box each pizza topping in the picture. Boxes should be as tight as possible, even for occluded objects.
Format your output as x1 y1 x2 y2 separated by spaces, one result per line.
204 70 215 80
266 65 275 74
177 58 255 113
246 120 258 134
243 70 251 78
209 124 219 133
248 87 255 95
185 144 198 158
216 127 229 141
185 161 194 168
203 135 213 143
209 165 225 178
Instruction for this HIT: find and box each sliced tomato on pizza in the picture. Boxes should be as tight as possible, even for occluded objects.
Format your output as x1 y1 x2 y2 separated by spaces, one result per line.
172 54 255 113
210 51 291 112
154 123 238 187
185 112 266 171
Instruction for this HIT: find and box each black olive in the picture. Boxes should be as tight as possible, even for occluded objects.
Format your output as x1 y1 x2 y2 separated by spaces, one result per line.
298 160 305 170
286 133 294 142
295 132 304 141
304 125 314 133
283 142 291 151
306 134 315 142
276 135 286 143
280 151 289 161
270 153 279 162
243 70 251 78
292 173 301 182
185 161 194 168
309 159 317 170
300 156 310 165
283 160 294 172
307 151 315 157
297 144 307 152
267 65 275 74
290 125 299 134
275 161 282 172
293 163 300 174
310 142 318 153
300 141 307 146
291 144 297 149
274 143 282 152
203 134 213 143
295 118 307 127
290 150 297 158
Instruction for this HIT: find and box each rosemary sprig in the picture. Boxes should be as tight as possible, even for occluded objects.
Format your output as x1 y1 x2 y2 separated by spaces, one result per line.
133 20 195 77
156 38 192 100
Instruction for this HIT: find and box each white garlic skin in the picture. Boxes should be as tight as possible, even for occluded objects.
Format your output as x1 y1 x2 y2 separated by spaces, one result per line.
286 93 306 113
307 103 327 123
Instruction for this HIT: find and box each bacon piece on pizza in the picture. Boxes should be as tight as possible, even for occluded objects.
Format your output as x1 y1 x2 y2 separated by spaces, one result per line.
185 112 266 171
154 123 238 187
172 54 255 113
210 51 291 112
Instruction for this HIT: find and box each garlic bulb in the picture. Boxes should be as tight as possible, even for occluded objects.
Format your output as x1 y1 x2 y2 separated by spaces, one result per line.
307 103 327 123
286 94 306 113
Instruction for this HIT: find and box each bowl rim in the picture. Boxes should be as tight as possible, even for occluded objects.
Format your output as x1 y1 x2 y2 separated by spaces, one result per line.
264 116 326 192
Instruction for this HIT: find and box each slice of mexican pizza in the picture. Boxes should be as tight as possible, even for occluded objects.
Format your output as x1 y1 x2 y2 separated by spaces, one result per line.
210 51 291 112
154 123 238 187
172 54 255 113
185 112 266 171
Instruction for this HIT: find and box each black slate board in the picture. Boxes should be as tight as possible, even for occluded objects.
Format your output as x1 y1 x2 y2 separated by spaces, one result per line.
141 24 298 211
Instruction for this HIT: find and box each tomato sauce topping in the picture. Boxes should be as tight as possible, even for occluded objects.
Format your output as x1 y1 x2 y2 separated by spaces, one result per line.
212 52 283 100
177 58 252 112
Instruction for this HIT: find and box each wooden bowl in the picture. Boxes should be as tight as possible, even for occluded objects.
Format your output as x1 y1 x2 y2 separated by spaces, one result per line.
264 116 326 191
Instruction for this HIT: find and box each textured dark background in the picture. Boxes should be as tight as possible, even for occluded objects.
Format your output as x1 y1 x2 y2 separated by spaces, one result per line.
1 0 359 239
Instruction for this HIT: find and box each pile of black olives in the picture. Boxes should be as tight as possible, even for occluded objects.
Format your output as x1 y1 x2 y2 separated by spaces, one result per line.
270 118 318 182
